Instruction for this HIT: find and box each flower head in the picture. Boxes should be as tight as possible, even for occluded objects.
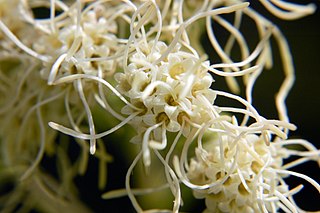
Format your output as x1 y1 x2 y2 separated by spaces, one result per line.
0 1 319 213
115 39 216 167
184 131 320 213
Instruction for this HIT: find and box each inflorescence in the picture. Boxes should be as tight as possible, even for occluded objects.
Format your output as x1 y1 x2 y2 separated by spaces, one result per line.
0 0 319 212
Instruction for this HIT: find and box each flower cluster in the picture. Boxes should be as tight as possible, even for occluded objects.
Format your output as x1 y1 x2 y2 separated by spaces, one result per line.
0 0 319 212
115 40 216 167
184 132 319 212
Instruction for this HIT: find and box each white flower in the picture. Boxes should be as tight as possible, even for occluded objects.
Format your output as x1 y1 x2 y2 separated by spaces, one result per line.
28 1 137 155
1 1 319 213
115 40 216 167
184 131 320 213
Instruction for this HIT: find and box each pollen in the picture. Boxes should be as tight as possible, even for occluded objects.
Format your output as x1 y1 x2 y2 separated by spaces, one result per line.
156 112 170 125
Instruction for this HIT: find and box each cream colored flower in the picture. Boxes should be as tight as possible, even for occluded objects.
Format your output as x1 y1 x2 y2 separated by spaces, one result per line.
115 40 216 167
184 132 320 213
1 1 319 213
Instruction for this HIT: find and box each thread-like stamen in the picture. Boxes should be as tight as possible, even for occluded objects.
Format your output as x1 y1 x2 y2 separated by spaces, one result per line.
48 111 139 140
51 74 140 111
20 93 46 181
260 0 316 20
0 20 50 62
126 151 144 213
76 79 96 154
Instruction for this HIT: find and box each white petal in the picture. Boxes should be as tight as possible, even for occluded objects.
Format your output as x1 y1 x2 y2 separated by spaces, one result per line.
143 114 156 126
167 120 181 132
